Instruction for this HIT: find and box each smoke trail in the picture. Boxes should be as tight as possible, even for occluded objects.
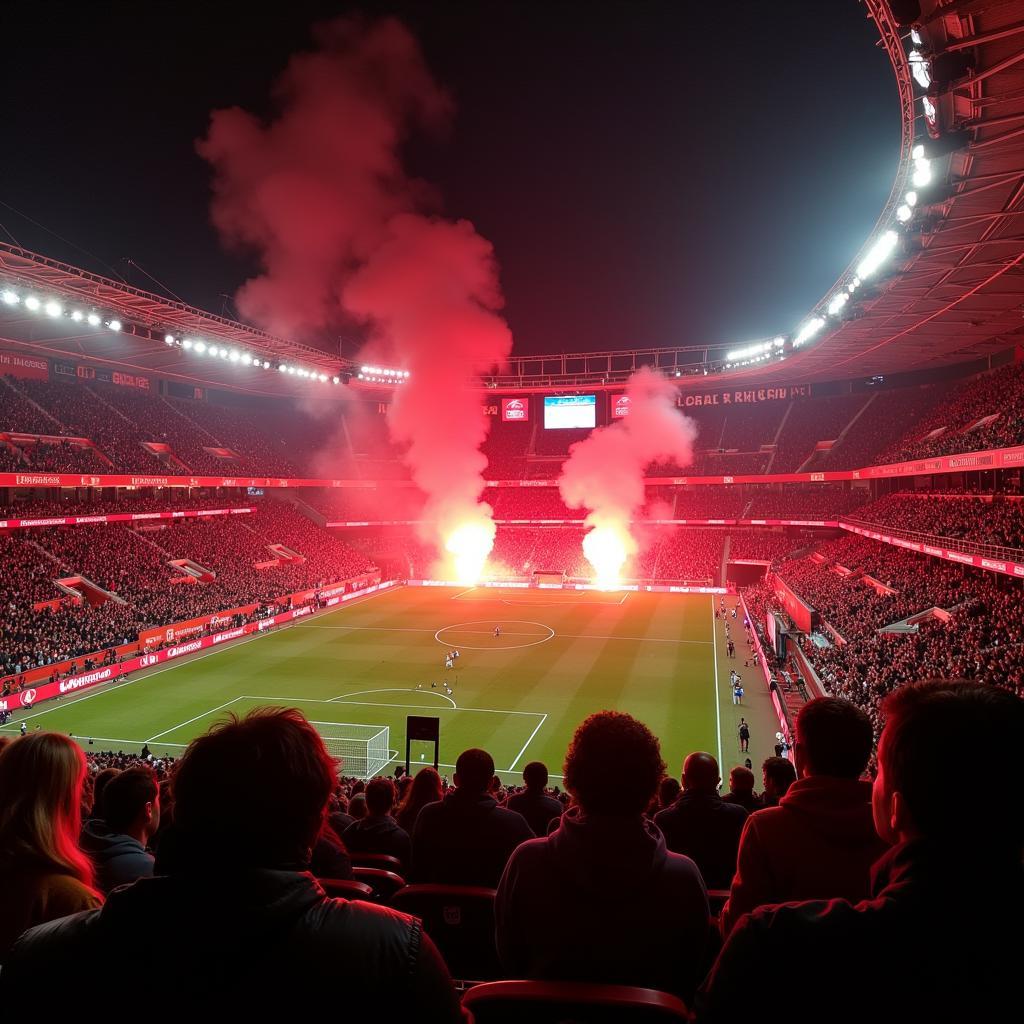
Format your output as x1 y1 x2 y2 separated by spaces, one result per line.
344 214 511 577
558 368 698 585
198 18 510 577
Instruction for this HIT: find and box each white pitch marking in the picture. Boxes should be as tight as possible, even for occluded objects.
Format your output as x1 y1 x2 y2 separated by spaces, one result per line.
6 633 266 726
508 713 548 772
328 687 457 709
241 694 545 717
298 623 710 645
145 696 246 742
710 598 724 772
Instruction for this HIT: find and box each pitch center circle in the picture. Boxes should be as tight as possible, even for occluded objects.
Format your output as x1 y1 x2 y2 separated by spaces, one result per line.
434 619 555 651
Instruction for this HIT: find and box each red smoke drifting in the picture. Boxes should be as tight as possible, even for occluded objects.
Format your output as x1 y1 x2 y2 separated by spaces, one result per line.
558 368 698 584
199 18 511 574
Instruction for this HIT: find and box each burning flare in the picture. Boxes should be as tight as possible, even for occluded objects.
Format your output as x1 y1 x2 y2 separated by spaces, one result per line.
582 520 635 590
445 518 496 585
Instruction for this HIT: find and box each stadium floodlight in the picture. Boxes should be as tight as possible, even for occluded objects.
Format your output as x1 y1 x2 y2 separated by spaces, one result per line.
263 360 271 369
793 316 825 348
219 348 229 359
1 289 19 305
910 27 923 46
182 338 193 350
194 341 206 354
107 319 122 332
229 350 240 362
71 309 83 322
922 95 937 131
24 296 41 311
827 292 849 316
318 373 327 382
332 376 340 384
44 300 62 317
726 340 773 362
896 204 913 223
241 353 252 365
87 312 101 326
905 190 918 207
857 230 899 280
288 366 296 375
279 364 287 373
909 50 931 89
164 333 175 344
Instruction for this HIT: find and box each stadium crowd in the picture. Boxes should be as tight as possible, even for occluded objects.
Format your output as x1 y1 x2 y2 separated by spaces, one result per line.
874 361 1024 464
850 493 1024 552
0 684 1017 1020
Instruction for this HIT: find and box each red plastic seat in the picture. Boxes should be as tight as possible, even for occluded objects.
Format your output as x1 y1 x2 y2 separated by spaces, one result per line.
317 877 374 900
351 866 406 903
462 980 691 1023
392 884 500 981
350 852 404 872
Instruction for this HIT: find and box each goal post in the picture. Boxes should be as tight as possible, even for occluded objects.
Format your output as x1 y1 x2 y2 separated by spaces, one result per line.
313 722 391 779
532 569 566 585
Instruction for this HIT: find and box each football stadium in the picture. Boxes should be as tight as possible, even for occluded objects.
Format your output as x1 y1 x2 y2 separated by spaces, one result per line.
0 1 1022 1018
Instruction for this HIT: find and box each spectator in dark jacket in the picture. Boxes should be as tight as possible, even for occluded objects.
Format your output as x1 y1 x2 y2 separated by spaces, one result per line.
759 756 797 808
343 777 411 868
412 748 534 886
2 708 465 1019
722 698 889 936
506 761 563 837
721 766 760 814
698 681 1024 1023
497 712 713 1001
654 752 747 890
80 766 159 893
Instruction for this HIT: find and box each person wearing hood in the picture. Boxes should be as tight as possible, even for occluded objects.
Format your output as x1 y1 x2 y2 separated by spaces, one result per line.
721 697 887 937
81 765 159 893
2 708 466 1019
411 748 534 886
496 711 713 1001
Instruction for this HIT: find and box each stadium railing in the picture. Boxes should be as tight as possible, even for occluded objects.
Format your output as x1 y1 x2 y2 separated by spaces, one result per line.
841 516 1024 564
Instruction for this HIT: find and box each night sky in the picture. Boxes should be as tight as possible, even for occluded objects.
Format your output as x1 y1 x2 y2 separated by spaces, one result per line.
1 1 899 358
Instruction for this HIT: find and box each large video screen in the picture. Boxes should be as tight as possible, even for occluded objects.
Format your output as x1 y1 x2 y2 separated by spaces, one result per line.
543 394 596 429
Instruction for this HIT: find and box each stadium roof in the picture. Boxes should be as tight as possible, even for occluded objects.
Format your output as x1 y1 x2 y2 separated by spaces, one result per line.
2 0 1024 395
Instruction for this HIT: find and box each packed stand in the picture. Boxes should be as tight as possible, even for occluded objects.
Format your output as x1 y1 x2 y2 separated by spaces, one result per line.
728 531 799 564
771 394 871 473
817 384 950 470
873 361 1024 464
849 493 1024 553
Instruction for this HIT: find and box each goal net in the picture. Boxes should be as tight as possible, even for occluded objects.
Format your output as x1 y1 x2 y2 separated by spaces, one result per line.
314 722 391 779
532 569 566 585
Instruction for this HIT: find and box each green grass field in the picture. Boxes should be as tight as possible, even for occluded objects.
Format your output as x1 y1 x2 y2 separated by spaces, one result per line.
2 586 778 781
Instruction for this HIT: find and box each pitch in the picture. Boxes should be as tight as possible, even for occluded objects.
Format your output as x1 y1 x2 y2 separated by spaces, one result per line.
3 586 775 781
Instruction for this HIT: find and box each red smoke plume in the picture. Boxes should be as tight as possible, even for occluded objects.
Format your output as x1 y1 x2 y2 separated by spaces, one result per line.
558 368 698 583
199 18 511 572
